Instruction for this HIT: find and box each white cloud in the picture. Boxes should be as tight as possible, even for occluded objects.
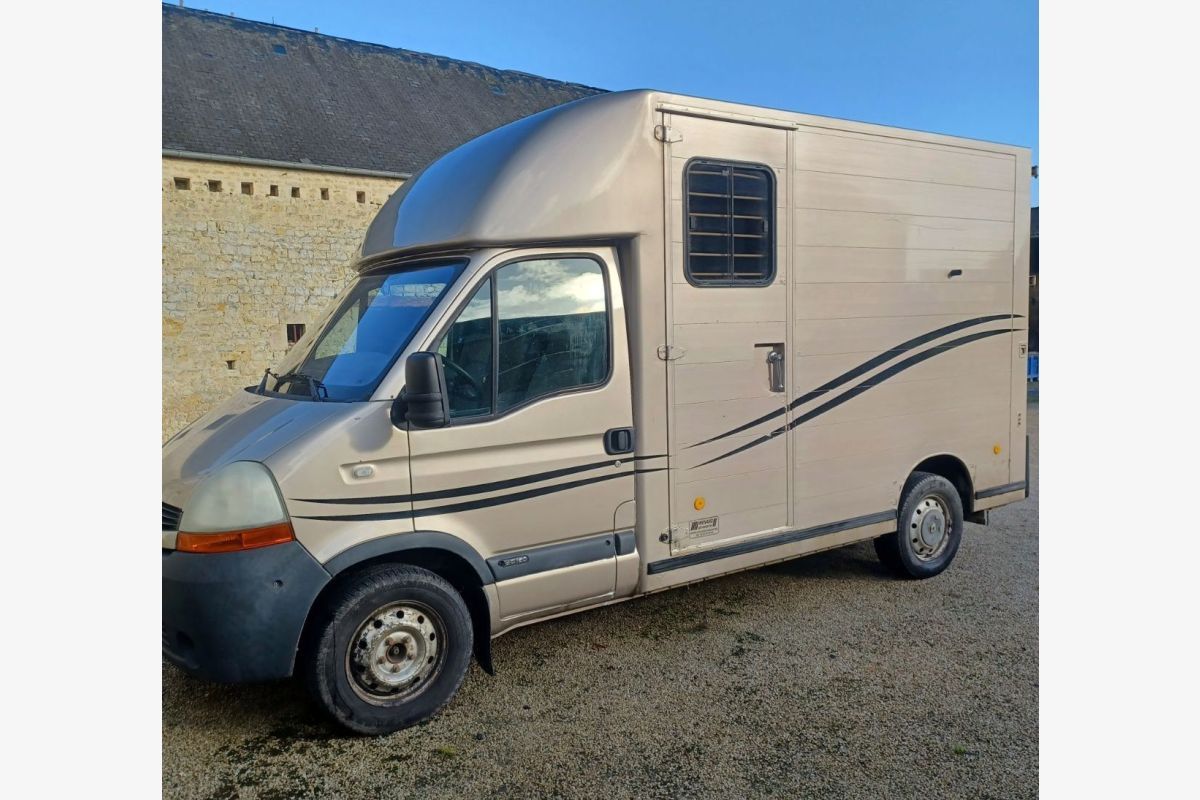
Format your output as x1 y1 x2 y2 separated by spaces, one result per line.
497 259 605 318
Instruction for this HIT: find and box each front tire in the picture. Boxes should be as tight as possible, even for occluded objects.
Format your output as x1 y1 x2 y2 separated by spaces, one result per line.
874 471 964 579
303 564 473 735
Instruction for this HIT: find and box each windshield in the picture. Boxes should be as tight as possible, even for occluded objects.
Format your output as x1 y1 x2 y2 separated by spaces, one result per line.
266 260 465 401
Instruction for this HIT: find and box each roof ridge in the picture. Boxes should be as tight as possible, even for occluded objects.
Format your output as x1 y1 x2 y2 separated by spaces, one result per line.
161 3 605 93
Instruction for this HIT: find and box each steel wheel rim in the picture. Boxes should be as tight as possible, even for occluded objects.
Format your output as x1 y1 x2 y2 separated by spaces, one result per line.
908 495 951 561
346 601 445 705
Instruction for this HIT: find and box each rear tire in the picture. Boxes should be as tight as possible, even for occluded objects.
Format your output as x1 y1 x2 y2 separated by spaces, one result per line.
875 471 964 579
303 564 473 735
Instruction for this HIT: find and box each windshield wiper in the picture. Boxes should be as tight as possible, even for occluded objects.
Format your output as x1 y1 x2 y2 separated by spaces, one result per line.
259 368 329 400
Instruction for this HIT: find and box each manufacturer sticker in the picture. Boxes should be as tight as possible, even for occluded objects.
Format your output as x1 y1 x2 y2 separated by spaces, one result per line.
686 516 719 540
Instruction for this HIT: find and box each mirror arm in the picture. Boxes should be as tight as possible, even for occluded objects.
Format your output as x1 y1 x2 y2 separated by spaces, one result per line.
390 390 410 429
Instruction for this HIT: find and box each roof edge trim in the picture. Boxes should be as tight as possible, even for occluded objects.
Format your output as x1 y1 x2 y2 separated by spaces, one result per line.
162 149 413 180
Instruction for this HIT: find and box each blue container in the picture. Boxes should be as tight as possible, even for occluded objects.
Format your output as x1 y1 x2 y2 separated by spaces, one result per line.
1027 352 1039 381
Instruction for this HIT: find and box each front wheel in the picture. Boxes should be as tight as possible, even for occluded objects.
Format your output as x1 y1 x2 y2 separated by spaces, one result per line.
874 471 964 579
303 564 473 735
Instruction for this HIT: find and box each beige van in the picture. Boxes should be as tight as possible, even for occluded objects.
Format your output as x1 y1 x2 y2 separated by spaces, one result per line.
162 89 1031 735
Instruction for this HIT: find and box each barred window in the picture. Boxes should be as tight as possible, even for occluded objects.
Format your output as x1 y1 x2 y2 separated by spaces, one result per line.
685 159 775 286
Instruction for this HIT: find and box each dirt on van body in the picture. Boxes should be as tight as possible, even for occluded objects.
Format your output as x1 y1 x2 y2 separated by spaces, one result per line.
163 407 1038 799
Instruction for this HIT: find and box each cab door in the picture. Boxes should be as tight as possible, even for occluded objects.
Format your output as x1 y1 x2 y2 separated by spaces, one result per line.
662 112 792 555
407 247 636 622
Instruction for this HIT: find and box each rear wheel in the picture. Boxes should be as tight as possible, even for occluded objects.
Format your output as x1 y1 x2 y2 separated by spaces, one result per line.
303 565 473 735
874 471 964 579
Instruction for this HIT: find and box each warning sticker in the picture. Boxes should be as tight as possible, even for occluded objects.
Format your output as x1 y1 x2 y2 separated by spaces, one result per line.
686 516 720 540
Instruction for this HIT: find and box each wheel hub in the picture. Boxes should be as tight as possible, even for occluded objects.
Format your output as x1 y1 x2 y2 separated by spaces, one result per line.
909 496 950 561
347 603 441 702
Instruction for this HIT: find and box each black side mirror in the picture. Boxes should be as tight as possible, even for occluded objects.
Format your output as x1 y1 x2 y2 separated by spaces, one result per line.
395 352 451 429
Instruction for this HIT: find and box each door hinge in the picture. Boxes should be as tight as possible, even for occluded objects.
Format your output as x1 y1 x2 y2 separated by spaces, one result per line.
654 124 683 143
657 344 686 361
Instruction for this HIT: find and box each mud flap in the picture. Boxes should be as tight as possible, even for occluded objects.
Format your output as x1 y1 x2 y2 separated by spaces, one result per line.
965 508 989 525
469 594 495 675
475 636 495 675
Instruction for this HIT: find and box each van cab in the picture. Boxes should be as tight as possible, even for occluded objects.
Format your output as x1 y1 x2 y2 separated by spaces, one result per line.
163 90 1031 734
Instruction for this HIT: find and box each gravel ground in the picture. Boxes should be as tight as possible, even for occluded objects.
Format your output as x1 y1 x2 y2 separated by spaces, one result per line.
163 405 1038 799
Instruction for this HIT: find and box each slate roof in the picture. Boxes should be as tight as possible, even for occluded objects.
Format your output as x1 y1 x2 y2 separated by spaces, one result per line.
162 4 604 175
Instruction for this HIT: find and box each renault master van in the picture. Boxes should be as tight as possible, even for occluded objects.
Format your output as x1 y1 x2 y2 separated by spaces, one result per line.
162 90 1031 735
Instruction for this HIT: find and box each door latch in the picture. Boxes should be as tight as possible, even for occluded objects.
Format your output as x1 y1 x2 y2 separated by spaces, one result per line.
757 343 785 392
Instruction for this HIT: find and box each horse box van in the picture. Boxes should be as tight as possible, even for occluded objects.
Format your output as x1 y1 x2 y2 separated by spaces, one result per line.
162 89 1031 734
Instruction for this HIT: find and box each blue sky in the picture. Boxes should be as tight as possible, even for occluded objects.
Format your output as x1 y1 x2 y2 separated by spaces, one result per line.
172 0 1038 204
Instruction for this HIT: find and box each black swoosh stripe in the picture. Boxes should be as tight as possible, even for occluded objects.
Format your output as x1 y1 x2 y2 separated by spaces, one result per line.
694 328 1009 468
684 406 789 450
686 314 1017 449
690 425 786 468
296 467 665 522
294 454 666 506
789 328 1008 427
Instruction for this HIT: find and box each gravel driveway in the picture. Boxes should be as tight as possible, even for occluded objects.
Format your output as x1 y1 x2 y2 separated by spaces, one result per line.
163 406 1038 799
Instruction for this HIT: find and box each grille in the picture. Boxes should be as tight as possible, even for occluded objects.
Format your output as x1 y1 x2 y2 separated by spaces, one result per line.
162 502 182 532
685 160 775 284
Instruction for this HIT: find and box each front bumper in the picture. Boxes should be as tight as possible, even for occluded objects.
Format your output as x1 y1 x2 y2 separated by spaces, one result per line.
162 541 331 683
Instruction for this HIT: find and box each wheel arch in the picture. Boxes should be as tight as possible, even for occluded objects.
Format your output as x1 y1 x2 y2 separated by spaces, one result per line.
905 453 975 516
301 532 496 675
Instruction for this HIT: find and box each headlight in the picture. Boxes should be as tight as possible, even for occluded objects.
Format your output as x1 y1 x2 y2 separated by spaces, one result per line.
177 461 294 553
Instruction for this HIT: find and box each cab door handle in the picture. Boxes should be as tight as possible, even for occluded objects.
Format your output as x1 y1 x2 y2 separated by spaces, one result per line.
604 427 635 455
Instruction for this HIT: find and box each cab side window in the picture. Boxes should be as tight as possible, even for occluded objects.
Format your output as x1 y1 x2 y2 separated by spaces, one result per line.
495 257 609 412
434 257 610 421
436 279 493 418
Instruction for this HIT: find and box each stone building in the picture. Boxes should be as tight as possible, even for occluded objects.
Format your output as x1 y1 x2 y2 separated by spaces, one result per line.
162 5 600 435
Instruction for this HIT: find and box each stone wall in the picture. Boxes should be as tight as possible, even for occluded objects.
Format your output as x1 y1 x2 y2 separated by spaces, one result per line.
161 156 404 437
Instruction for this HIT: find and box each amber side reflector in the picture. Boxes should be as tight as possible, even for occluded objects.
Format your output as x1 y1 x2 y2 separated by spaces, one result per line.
177 522 295 554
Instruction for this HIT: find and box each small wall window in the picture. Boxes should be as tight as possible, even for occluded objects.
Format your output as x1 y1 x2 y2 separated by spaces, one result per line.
320 188 330 200
286 323 306 346
241 182 254 195
173 177 190 190
291 186 301 198
684 159 775 286
356 191 366 203
269 184 279 197
208 180 223 193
